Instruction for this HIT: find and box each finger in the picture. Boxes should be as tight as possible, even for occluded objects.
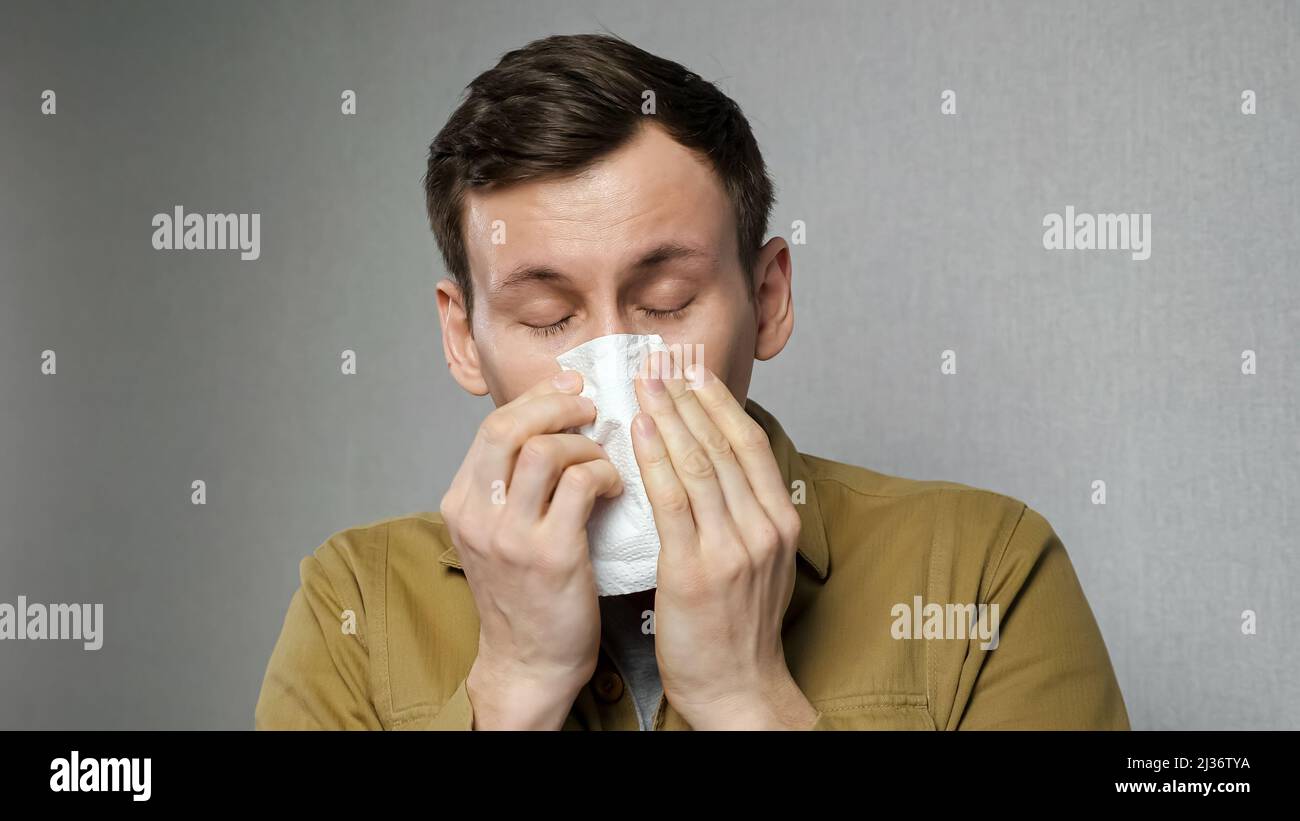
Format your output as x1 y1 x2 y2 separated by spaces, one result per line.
510 368 586 407
545 458 624 536
634 356 731 539
655 355 771 555
508 433 614 518
467 368 586 472
471 390 597 506
682 361 797 538
628 411 698 552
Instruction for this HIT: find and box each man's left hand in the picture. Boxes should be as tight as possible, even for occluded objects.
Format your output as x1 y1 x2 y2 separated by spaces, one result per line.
631 350 817 730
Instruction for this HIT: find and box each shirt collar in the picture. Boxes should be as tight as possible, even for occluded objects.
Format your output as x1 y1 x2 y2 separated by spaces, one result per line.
438 397 830 581
743 397 831 580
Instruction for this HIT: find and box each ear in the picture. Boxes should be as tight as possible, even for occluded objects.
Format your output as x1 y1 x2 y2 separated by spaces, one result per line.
751 237 794 362
436 277 489 396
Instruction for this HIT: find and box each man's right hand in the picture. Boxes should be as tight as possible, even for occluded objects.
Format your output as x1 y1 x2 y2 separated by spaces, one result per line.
439 370 621 730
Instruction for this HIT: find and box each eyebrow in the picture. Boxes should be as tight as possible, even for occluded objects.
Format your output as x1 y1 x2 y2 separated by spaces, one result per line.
490 241 712 295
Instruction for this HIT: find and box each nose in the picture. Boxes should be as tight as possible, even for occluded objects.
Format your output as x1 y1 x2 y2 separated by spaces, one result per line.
587 304 636 340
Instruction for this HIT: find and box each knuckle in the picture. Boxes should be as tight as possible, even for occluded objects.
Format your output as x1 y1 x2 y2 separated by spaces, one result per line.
779 508 803 543
485 523 510 553
571 393 596 414
560 463 597 494
738 420 770 451
701 387 732 412
642 448 674 471
487 526 526 565
658 489 692 515
517 435 554 468
679 447 716 479
698 427 733 458
717 550 752 583
752 519 782 554
480 410 522 448
438 490 458 521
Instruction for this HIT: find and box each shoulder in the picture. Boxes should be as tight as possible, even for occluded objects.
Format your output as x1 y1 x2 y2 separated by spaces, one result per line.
302 512 451 604
256 513 468 729
792 454 1112 728
798 451 1061 601
306 511 454 579
296 511 476 722
803 450 1042 542
802 450 1026 508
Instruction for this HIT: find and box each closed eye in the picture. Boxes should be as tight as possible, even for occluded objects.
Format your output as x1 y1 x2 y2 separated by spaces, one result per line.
641 297 694 321
523 315 574 338
522 297 694 338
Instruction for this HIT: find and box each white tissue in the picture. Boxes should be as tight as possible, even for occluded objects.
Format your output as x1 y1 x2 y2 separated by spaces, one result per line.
556 333 671 596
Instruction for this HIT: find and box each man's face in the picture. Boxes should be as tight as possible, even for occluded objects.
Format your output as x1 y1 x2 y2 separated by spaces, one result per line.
442 122 781 406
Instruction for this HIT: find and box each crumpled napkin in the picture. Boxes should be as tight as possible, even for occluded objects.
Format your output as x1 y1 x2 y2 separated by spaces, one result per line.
555 333 671 596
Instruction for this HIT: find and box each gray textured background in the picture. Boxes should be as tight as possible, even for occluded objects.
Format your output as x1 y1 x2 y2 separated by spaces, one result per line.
1 0 1296 729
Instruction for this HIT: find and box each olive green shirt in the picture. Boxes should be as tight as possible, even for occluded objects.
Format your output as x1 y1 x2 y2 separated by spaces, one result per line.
254 398 1130 730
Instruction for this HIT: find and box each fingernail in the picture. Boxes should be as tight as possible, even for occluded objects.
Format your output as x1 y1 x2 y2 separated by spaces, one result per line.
660 351 678 380
634 412 657 438
553 370 581 390
643 351 667 381
643 374 665 395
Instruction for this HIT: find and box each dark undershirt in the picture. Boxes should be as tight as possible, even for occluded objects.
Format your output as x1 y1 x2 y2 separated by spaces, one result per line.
597 588 662 730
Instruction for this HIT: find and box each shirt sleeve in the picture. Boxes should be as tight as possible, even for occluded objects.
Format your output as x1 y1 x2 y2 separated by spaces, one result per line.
952 505 1131 730
254 546 385 730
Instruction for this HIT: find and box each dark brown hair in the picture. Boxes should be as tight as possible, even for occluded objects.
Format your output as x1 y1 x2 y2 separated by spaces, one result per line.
423 32 775 322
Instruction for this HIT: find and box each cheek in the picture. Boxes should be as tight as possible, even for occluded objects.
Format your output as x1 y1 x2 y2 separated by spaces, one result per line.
474 331 564 403
667 307 752 386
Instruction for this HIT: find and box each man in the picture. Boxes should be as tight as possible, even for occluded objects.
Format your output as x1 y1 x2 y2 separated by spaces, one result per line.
254 33 1129 730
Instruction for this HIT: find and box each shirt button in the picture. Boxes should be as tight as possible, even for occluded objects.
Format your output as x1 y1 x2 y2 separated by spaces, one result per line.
592 670 624 703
